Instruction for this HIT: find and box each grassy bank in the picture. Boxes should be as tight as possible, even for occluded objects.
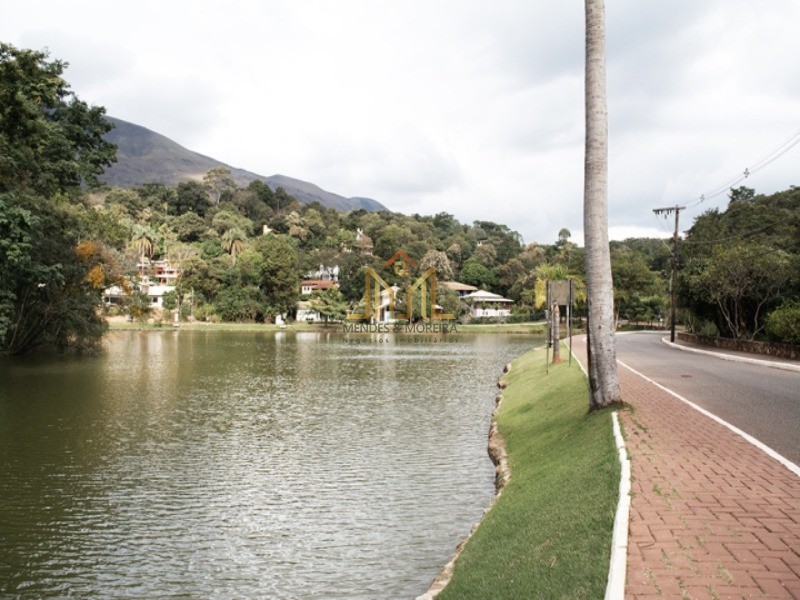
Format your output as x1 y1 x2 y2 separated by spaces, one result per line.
108 321 292 332
456 321 548 334
437 345 619 599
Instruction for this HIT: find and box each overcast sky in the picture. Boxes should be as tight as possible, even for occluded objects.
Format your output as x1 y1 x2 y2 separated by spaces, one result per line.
4 1 799 245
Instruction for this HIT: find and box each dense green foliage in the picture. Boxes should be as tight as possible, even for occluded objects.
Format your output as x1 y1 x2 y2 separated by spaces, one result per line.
85 172 603 325
765 299 800 345
4 43 795 351
307 288 348 324
680 186 800 341
0 44 115 196
0 43 116 355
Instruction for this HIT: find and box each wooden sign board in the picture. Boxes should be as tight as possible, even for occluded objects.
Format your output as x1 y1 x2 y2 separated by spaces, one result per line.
548 279 573 306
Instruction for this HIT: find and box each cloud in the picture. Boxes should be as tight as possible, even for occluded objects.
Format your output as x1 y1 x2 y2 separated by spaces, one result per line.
11 25 222 147
2 0 798 245
16 29 136 92
103 76 223 148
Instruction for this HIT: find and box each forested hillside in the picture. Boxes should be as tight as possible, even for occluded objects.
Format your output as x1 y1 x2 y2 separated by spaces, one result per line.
100 116 387 212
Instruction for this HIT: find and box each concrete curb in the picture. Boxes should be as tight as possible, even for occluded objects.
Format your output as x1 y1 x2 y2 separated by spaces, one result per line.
605 412 630 600
661 336 800 373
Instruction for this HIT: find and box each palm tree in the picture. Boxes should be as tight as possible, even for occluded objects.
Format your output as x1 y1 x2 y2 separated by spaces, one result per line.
130 224 158 263
583 0 622 408
221 228 247 265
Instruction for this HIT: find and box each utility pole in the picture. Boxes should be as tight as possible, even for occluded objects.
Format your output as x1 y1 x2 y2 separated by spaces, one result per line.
653 205 685 342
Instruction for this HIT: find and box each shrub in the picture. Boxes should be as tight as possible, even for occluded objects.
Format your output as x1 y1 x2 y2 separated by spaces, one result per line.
765 300 800 345
698 320 719 338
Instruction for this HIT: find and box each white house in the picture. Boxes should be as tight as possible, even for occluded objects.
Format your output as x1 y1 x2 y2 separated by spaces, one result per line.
103 281 175 308
464 289 513 318
137 258 181 285
103 259 183 310
300 279 338 296
296 300 322 323
143 284 175 308
440 281 478 298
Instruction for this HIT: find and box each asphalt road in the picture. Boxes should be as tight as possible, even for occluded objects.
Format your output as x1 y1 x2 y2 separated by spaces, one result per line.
614 331 800 465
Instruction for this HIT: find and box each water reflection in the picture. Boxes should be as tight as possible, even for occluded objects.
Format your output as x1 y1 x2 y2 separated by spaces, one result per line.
0 331 535 598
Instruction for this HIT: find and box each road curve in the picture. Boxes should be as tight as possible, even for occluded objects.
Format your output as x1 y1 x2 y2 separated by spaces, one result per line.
613 331 800 465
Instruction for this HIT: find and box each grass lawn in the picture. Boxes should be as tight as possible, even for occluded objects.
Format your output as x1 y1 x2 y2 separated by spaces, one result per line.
456 321 548 334
106 321 317 332
108 321 279 331
437 345 619 599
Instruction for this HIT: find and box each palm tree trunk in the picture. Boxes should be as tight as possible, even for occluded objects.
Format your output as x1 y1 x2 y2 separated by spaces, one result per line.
584 0 622 408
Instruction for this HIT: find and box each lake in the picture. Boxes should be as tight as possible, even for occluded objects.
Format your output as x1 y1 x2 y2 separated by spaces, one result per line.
0 330 534 598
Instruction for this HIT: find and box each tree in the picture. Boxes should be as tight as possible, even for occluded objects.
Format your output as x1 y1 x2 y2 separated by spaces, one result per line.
234 248 266 287
127 289 152 324
1 194 108 354
0 44 116 354
420 249 454 281
203 167 235 206
286 210 310 242
445 242 463 270
683 242 790 339
171 181 210 216
253 235 299 319
221 227 247 265
247 179 276 208
432 212 459 235
212 209 253 236
557 228 572 247
176 255 217 306
130 224 158 263
681 185 800 338
473 244 498 267
136 183 176 213
0 43 116 197
611 245 664 323
105 188 145 218
765 300 800 345
232 187 273 228
459 258 498 290
374 222 414 260
214 285 265 322
471 220 523 264
583 0 622 408
308 287 348 325
273 187 296 213
338 253 384 303
166 242 198 264
173 211 207 242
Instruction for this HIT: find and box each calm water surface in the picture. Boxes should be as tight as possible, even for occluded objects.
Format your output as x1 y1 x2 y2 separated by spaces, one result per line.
0 330 534 598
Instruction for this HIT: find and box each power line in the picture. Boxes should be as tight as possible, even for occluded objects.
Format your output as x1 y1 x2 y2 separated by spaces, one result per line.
749 127 800 174
688 127 800 209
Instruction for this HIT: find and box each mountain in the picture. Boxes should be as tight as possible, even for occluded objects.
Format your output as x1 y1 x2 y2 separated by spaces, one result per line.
100 116 387 212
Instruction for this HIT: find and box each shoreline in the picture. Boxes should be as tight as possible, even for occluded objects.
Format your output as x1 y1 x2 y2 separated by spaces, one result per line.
106 320 549 335
416 361 515 600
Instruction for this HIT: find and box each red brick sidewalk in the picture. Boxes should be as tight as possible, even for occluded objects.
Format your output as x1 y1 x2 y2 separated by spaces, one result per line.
618 361 800 599
574 338 800 599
